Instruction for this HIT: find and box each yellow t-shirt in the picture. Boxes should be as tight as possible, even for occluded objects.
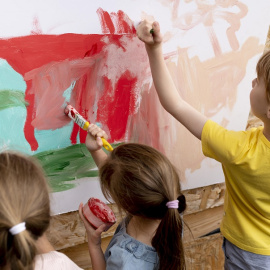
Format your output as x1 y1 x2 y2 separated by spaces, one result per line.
202 120 270 255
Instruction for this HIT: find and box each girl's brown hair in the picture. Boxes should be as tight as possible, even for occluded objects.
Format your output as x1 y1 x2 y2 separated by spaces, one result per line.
0 152 50 270
256 50 270 102
99 143 186 270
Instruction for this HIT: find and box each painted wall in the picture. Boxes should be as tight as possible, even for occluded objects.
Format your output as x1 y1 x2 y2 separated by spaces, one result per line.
0 0 269 214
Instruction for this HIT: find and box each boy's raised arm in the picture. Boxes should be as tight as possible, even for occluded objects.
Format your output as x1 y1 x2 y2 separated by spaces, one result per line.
137 21 208 140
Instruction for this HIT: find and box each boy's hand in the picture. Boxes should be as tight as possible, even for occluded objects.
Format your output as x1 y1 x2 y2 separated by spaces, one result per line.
136 20 163 49
79 203 106 248
85 124 108 152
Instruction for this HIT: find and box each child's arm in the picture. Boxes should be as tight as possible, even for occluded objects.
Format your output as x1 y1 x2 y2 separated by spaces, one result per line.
85 124 109 167
137 21 208 140
79 203 106 270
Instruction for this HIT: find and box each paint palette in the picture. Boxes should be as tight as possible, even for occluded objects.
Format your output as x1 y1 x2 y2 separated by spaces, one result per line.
83 197 116 231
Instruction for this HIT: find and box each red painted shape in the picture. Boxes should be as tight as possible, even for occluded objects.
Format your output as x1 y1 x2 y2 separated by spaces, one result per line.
97 8 116 33
97 8 136 34
0 34 107 150
96 70 138 141
70 124 80 145
116 10 136 34
0 9 144 150
24 81 38 150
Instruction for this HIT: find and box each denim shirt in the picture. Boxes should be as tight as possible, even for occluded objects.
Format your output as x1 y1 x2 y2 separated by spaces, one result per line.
104 218 159 270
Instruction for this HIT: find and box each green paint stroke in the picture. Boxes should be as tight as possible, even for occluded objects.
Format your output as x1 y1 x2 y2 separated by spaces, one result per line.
34 143 122 193
0 90 28 111
34 143 99 192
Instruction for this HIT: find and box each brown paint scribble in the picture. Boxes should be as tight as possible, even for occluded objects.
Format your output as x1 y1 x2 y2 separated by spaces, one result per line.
160 0 248 56
206 25 222 56
224 1 248 51
162 37 264 177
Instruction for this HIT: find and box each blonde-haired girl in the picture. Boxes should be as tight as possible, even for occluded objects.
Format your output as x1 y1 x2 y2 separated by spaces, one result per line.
0 152 82 270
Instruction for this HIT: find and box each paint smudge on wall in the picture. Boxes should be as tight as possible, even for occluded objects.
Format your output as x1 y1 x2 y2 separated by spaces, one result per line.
34 142 123 192
97 8 136 34
164 0 248 55
34 144 98 192
163 37 264 177
0 8 150 152
0 9 155 192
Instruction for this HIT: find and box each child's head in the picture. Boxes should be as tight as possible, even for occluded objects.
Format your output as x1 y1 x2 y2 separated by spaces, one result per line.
0 152 50 270
256 50 270 103
100 143 186 270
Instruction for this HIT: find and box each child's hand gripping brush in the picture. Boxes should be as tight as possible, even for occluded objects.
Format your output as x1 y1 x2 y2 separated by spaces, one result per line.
64 104 113 152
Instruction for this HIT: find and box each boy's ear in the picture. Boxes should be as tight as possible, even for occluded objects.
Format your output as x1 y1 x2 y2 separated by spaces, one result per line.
267 105 270 119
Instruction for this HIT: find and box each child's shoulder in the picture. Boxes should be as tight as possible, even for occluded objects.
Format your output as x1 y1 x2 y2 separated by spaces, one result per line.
203 119 264 141
35 251 83 270
104 220 158 269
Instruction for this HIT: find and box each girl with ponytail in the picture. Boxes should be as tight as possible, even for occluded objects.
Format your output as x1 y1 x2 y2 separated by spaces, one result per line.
0 152 82 270
79 124 186 270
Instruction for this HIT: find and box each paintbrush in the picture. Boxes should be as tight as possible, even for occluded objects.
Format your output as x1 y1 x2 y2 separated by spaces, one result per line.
64 104 113 152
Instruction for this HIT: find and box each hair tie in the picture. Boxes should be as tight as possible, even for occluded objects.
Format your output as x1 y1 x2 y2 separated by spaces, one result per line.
9 222 26 235
166 200 179 209
177 194 186 213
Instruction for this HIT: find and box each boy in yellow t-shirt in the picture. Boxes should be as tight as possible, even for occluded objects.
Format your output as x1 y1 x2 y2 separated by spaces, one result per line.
137 20 270 269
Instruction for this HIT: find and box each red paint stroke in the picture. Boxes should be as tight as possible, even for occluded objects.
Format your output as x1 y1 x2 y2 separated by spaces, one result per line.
24 81 38 150
31 16 43 35
0 9 154 152
96 71 138 141
97 8 136 34
97 8 116 33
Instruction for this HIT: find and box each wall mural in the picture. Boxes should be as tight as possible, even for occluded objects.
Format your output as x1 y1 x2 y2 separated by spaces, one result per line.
0 0 269 213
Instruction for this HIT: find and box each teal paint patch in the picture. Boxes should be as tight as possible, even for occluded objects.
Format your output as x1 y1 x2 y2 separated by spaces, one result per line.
0 105 31 153
95 122 102 128
0 59 26 92
34 121 74 154
0 59 30 153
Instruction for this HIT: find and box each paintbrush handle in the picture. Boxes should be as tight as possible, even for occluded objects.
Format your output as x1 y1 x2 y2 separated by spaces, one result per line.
65 104 113 152
101 137 113 152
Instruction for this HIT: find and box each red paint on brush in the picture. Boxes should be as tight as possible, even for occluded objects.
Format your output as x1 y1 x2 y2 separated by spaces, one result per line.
83 198 116 231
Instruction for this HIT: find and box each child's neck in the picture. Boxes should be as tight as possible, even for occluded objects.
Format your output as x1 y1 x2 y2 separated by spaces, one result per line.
126 216 160 247
36 233 55 254
263 122 270 141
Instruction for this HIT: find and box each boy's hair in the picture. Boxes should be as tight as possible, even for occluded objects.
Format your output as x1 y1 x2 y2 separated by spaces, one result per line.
256 50 270 102
0 152 50 270
100 143 186 270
